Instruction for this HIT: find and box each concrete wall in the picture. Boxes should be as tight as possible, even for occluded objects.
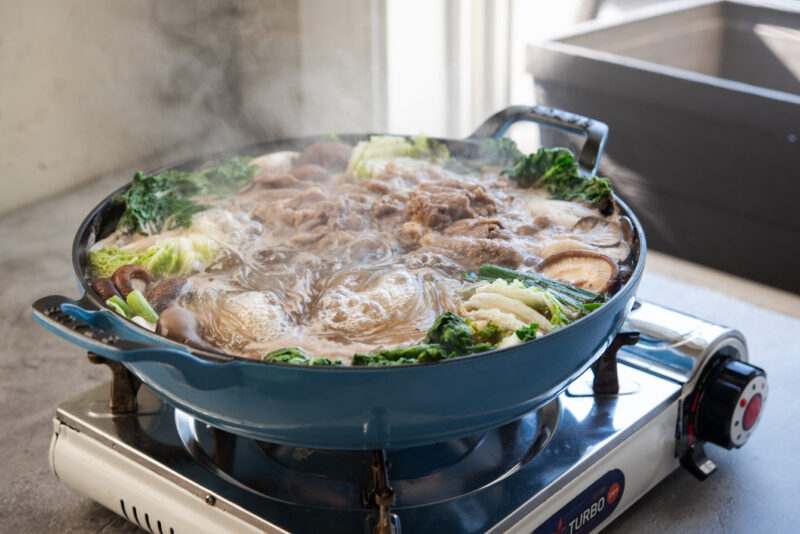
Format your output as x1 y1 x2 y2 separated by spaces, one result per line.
0 0 382 216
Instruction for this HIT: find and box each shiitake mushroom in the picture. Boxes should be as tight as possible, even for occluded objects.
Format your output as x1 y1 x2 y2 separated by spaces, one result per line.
91 278 122 301
536 250 618 294
146 278 189 313
572 216 622 248
156 306 223 354
111 264 153 298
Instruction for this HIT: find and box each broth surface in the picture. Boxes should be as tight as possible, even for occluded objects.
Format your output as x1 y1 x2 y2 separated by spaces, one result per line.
93 146 630 364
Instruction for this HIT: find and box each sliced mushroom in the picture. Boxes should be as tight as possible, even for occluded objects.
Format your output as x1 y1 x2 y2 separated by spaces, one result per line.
146 278 189 313
111 264 153 298
572 216 622 248
91 278 121 301
537 250 618 294
619 215 635 245
156 306 223 354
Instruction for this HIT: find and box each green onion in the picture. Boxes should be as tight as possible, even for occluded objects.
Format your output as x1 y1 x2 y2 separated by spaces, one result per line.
477 264 601 302
126 289 158 324
106 296 131 318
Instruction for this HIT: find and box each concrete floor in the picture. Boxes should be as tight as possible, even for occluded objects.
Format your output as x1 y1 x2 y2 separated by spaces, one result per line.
1 170 798 533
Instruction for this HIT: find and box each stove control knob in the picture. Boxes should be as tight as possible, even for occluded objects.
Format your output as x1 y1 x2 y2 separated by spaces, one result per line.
695 359 767 449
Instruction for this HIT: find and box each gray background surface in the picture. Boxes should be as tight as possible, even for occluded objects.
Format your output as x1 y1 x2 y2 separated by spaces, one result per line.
1 171 798 533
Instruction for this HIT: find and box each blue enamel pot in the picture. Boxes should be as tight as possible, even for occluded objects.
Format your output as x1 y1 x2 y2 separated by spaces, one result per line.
32 106 645 450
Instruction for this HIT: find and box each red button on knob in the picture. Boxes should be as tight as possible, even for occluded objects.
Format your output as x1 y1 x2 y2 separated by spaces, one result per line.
743 394 762 430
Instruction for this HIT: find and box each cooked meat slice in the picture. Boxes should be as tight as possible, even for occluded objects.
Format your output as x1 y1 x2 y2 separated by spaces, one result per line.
289 228 328 246
418 181 497 216
292 209 328 231
397 221 425 246
445 218 511 240
466 185 496 217
338 212 368 231
290 164 330 183
361 179 391 194
406 190 474 229
251 174 311 190
284 186 328 209
371 195 404 217
421 234 523 271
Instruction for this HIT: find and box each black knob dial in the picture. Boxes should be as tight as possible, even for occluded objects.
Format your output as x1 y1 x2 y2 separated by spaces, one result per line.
695 359 767 449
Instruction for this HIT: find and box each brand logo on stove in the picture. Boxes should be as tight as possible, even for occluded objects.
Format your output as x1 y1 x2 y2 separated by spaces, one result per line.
533 469 625 534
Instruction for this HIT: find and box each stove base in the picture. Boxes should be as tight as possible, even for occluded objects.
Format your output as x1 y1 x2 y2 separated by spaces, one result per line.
51 360 681 534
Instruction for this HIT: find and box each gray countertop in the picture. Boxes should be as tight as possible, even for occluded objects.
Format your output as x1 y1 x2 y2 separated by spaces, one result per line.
1 173 798 533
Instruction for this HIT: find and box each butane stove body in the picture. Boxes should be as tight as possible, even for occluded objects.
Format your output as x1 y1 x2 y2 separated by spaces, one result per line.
49 301 767 534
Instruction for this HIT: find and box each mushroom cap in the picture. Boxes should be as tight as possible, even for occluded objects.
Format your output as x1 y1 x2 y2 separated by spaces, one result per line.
536 250 618 294
91 278 121 301
111 264 153 298
146 278 189 313
572 216 622 248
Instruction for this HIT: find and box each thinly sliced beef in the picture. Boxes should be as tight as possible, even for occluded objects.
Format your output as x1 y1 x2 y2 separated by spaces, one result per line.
371 195 404 217
285 186 328 209
406 182 498 230
251 174 312 190
397 221 425 246
422 234 523 271
445 218 511 240
406 190 473 229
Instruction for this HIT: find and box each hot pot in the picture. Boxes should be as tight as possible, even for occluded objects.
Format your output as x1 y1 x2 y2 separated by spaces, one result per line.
32 105 645 450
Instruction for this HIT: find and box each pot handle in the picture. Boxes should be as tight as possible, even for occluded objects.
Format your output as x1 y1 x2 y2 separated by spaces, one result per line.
31 294 241 390
466 105 608 175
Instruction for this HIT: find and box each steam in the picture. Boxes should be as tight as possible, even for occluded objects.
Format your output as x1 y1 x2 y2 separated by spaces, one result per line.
141 0 384 159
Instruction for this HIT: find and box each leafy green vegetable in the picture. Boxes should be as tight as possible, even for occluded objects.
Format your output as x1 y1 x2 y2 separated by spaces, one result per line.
464 264 608 329
480 138 523 166
88 235 220 279
116 156 257 235
352 344 453 366
347 135 452 179
502 146 612 209
515 322 539 341
263 348 342 366
353 312 484 366
409 135 450 161
88 248 139 279
424 312 474 356
473 342 495 353
468 318 502 346
542 292 569 328
504 147 576 188
126 289 158 323
117 172 209 236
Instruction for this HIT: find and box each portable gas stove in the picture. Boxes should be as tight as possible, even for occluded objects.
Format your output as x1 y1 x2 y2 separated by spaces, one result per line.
49 301 767 533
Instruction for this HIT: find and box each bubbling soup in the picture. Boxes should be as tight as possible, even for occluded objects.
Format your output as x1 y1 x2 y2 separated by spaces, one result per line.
87 137 635 365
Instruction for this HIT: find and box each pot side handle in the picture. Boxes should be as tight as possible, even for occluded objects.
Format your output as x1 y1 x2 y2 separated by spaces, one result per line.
466 105 608 175
31 294 241 390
